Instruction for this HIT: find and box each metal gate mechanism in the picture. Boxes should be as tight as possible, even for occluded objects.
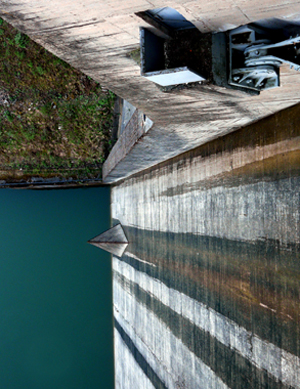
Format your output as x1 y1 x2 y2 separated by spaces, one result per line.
138 9 300 93
228 24 300 92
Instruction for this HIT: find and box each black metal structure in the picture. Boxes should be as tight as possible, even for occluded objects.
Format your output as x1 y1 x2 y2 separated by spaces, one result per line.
228 23 300 92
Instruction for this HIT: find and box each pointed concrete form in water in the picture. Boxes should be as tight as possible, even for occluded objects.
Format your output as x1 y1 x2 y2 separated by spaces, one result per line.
88 223 128 257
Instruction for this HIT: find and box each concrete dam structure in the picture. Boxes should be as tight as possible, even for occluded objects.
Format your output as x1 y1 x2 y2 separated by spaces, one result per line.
1 1 300 388
112 105 300 388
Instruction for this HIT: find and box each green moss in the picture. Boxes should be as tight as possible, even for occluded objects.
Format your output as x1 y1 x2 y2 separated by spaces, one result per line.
14 31 29 48
127 48 141 66
0 17 115 183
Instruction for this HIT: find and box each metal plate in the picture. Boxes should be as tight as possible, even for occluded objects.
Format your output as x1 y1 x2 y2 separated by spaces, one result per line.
145 67 205 86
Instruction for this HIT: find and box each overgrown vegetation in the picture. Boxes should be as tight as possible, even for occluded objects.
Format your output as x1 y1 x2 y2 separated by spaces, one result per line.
0 18 115 184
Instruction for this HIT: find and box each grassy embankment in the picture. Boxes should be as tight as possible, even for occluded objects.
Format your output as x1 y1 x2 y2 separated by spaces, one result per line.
0 18 115 184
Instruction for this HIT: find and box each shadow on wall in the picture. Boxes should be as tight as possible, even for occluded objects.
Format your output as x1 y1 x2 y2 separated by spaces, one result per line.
111 98 300 388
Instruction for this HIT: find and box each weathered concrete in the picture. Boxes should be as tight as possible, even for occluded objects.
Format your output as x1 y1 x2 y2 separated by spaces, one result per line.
88 223 128 257
112 102 300 246
103 105 148 181
2 2 300 181
111 105 300 388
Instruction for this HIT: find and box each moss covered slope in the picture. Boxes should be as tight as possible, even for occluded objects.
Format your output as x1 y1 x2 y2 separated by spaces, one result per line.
0 18 115 184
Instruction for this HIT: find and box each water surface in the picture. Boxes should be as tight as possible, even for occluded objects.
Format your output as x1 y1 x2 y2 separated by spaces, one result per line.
0 187 113 389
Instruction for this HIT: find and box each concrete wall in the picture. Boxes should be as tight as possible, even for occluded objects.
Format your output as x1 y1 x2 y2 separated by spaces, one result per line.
111 104 300 388
2 3 300 385
2 1 300 181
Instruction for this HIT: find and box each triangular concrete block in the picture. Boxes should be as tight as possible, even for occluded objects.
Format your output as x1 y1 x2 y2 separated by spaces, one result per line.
88 223 128 257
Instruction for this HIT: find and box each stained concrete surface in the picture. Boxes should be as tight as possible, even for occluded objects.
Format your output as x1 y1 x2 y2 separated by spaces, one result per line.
3 2 300 182
120 101 137 136
111 106 300 388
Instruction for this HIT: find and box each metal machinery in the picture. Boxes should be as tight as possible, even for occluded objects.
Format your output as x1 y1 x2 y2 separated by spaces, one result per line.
137 7 300 93
228 24 300 92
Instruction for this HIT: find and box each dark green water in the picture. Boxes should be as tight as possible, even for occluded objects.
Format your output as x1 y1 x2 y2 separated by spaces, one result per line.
0 187 113 389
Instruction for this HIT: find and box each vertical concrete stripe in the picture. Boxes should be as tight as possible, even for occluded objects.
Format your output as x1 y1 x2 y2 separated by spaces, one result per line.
115 319 168 389
114 270 293 389
114 329 155 389
114 257 300 388
114 293 229 389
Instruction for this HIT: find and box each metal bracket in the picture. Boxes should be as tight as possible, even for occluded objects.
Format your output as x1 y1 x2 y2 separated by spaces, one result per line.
228 25 300 92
